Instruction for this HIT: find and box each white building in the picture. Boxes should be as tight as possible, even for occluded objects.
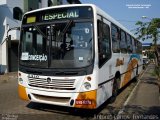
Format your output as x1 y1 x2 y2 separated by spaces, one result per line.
0 0 63 74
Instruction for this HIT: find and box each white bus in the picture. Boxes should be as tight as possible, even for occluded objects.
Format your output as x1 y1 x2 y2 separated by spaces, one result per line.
18 4 143 109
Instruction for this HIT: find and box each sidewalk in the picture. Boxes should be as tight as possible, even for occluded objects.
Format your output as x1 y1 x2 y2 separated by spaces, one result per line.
119 64 160 119
0 72 17 82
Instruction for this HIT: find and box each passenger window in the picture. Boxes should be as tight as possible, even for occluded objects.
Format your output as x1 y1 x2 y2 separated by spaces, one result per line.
111 25 120 53
132 38 136 53
137 42 142 54
120 31 127 53
134 40 138 53
98 20 111 68
126 34 133 53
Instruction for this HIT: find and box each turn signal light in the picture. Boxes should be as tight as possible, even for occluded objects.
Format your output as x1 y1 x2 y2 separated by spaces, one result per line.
87 76 92 81
19 72 21 77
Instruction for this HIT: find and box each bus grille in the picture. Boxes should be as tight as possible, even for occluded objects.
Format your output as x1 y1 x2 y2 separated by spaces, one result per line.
33 94 70 103
28 77 76 90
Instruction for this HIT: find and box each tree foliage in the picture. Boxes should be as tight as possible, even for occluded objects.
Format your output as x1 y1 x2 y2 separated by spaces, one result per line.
135 18 160 66
135 18 160 45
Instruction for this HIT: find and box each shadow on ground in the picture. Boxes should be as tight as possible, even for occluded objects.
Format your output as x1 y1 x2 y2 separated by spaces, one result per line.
26 100 111 118
26 78 138 118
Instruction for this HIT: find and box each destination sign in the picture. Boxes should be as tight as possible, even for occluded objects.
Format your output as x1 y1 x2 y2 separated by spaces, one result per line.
23 6 93 24
42 10 79 21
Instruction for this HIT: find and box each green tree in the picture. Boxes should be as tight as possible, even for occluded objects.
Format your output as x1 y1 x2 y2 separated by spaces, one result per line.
135 18 160 66
148 52 155 59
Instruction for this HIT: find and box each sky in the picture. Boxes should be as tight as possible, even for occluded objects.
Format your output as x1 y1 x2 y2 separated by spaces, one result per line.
80 0 160 43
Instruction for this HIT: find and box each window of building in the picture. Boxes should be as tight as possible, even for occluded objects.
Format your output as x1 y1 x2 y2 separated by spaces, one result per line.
48 0 53 6
111 24 120 53
13 7 23 20
24 0 40 12
98 20 111 67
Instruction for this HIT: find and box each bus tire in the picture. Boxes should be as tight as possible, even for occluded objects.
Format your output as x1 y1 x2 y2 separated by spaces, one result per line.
110 77 119 103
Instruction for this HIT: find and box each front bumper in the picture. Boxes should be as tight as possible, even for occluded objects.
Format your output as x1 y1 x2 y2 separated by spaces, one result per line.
18 84 97 109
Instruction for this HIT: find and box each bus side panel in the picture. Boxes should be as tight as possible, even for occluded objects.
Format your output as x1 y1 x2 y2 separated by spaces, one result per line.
96 57 117 107
96 64 113 107
120 53 132 87
120 53 142 87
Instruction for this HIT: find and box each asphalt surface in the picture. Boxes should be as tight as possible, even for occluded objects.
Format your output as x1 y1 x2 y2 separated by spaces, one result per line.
119 64 160 120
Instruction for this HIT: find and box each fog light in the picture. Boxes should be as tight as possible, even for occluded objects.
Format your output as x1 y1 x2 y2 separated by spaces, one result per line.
70 99 74 106
19 78 23 84
84 82 91 90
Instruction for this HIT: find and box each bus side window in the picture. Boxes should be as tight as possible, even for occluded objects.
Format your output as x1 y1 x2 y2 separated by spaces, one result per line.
111 25 120 53
135 40 138 53
120 30 127 53
98 20 111 68
137 41 142 54
132 38 136 53
126 34 133 53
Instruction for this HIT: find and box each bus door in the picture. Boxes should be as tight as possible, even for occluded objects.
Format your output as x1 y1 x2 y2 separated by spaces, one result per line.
97 17 113 104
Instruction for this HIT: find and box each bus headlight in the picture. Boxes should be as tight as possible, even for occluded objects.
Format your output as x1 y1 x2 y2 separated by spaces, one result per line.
19 78 23 84
84 82 91 90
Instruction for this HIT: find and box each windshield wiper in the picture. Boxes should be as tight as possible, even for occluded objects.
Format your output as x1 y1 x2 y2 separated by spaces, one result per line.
32 24 48 40
59 20 74 37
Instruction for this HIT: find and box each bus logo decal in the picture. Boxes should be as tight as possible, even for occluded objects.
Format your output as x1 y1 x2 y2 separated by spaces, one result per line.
116 58 124 67
47 77 52 83
28 74 39 78
21 52 47 62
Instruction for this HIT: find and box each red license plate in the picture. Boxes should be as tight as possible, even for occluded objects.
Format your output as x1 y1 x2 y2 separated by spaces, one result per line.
75 99 92 105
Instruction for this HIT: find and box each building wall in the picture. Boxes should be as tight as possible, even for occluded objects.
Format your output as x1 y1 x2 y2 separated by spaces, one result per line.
24 0 39 13
0 0 23 73
0 0 63 73
0 3 7 73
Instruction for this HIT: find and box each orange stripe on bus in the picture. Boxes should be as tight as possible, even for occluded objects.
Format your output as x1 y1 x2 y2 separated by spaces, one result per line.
18 84 29 101
122 59 138 87
74 90 97 109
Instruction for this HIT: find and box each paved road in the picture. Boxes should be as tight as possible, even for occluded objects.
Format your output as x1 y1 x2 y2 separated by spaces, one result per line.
0 72 136 120
119 64 160 120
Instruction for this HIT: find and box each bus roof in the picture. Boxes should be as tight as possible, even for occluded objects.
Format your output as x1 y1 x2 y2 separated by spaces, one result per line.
24 4 138 41
24 4 95 14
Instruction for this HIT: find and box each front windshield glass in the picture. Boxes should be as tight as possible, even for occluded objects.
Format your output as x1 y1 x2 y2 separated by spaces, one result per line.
20 21 93 68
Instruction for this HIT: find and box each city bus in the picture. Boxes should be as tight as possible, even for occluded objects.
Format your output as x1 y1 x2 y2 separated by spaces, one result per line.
18 4 143 109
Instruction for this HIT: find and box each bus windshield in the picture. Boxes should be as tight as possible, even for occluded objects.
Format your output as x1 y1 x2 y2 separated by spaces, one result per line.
20 21 94 69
